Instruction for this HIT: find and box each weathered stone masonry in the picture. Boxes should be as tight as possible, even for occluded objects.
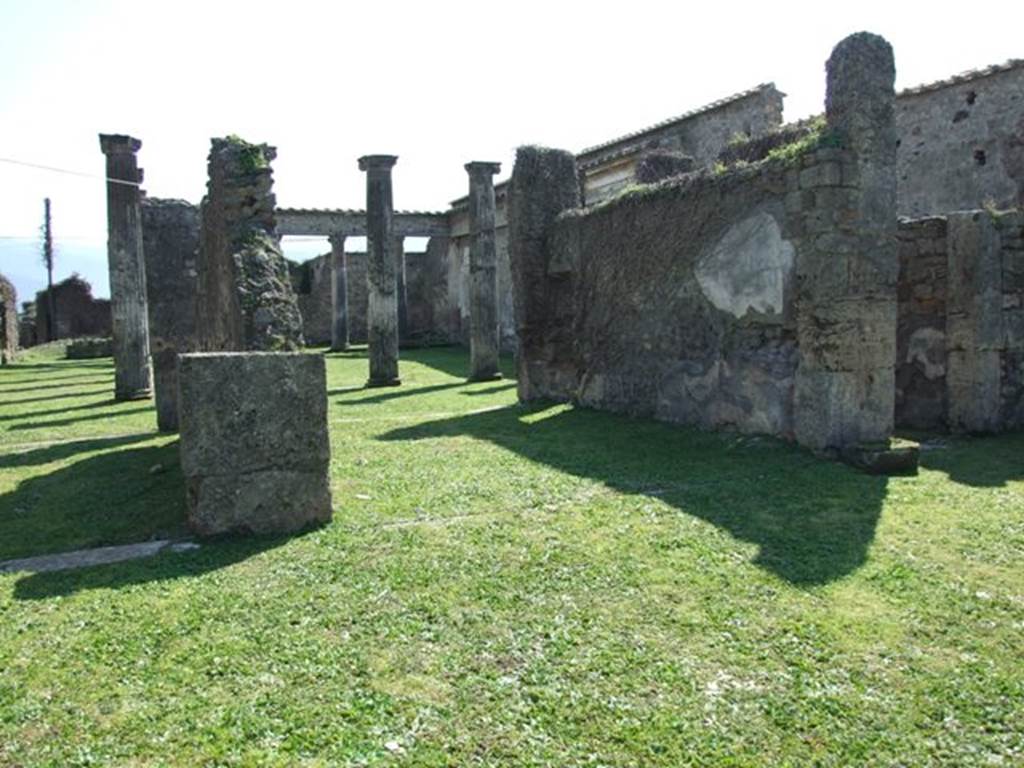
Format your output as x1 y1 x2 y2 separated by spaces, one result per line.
141 198 200 431
177 352 332 536
99 133 153 400
509 33 902 457
897 210 1024 432
195 137 303 352
0 274 16 364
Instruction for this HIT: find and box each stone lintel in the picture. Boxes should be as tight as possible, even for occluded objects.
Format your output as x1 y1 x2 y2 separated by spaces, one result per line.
358 155 398 172
99 133 142 155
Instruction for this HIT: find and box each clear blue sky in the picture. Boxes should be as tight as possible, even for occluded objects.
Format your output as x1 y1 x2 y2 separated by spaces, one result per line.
1 0 1020 304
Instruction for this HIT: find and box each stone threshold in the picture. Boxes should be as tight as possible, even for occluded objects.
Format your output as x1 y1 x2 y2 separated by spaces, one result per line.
0 539 199 575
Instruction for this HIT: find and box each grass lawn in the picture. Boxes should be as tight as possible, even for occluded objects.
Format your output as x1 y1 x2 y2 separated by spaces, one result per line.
1 343 1022 766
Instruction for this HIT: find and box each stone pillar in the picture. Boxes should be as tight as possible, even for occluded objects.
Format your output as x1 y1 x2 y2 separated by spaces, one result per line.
195 137 304 352
395 235 409 345
141 198 200 432
329 233 349 351
794 33 899 453
99 134 153 400
465 161 503 380
508 146 582 401
358 154 401 386
0 274 17 364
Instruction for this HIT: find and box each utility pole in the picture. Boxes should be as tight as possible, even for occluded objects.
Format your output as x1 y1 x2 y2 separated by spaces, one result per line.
42 197 56 341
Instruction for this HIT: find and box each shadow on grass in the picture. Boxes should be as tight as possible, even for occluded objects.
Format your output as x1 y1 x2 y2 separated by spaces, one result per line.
0 398 123 423
6 361 112 371
1 387 114 407
916 431 1024 488
0 375 113 393
400 346 516 381
12 533 300 601
0 432 156 468
337 381 467 406
380 403 889 586
0 441 186 562
463 383 516 397
10 405 152 431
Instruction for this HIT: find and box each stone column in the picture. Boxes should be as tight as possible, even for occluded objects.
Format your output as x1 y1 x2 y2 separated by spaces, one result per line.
358 154 401 386
394 235 409 345
329 233 349 351
99 134 153 400
465 161 503 380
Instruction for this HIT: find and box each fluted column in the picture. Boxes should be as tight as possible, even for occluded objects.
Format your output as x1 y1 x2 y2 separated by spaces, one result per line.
466 161 503 380
329 233 349 351
99 133 152 400
358 154 401 386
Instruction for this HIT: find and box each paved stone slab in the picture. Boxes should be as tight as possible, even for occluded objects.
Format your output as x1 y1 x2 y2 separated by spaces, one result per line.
0 540 198 575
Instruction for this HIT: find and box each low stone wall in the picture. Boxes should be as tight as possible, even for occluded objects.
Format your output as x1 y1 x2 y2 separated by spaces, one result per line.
177 352 332 536
66 337 112 359
0 274 16 364
510 33 902 458
196 137 304 352
142 198 200 431
897 209 1024 432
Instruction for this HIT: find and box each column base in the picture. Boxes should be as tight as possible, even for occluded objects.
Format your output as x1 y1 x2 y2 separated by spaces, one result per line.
366 376 402 388
115 387 152 401
468 371 503 383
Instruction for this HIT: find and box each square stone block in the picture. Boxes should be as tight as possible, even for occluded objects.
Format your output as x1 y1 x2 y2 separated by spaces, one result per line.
177 352 332 535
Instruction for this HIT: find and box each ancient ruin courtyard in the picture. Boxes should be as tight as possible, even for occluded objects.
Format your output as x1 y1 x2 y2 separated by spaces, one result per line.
1 342 1021 765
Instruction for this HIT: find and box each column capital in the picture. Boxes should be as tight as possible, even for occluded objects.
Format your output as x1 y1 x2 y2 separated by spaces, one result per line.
465 161 502 178
99 134 142 155
328 233 347 248
358 155 398 172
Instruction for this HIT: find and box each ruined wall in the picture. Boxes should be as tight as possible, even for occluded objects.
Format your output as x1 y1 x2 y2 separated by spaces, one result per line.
510 33 901 456
896 61 1024 217
196 137 303 352
0 274 17 364
288 254 332 346
897 209 1024 431
141 198 200 431
33 276 111 344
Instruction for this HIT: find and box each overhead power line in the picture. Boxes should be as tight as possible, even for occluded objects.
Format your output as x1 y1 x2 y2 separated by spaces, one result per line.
0 156 141 187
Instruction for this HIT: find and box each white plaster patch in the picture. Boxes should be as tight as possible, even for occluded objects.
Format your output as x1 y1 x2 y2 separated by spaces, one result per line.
696 212 794 318
906 327 946 379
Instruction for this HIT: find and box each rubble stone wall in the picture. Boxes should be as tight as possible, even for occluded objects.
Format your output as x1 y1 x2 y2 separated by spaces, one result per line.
33 276 112 344
510 33 901 454
896 62 1024 217
196 137 304 352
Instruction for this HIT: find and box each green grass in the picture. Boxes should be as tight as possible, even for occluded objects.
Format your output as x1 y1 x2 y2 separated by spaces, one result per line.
1 344 1022 766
